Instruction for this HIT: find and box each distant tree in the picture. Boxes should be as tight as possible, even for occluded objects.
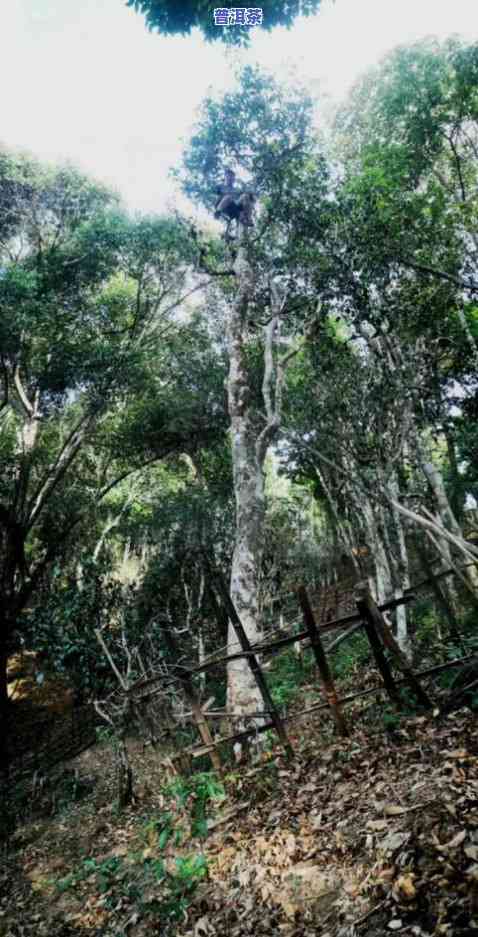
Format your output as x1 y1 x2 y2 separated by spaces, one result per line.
0 151 225 801
278 37 478 654
126 0 322 45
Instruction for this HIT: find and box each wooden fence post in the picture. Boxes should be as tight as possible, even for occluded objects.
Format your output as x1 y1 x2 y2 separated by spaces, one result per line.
211 570 294 761
355 583 402 709
361 587 432 710
178 671 223 773
297 586 348 736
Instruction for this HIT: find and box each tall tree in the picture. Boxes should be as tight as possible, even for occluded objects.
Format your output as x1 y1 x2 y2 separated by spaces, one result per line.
180 65 331 720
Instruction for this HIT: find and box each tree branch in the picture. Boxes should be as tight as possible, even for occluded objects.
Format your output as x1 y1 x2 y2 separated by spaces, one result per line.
296 439 478 564
26 413 94 530
399 257 478 293
0 357 8 415
448 132 466 203
13 364 34 418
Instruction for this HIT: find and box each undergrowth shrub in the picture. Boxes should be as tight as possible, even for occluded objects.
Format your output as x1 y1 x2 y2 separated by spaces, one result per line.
56 855 123 895
412 600 447 657
55 851 208 925
164 772 226 839
268 647 315 708
54 774 221 928
268 631 372 712
461 610 478 651
331 632 370 680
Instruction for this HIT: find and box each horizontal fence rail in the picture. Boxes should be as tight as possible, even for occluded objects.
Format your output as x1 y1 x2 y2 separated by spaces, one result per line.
8 561 475 787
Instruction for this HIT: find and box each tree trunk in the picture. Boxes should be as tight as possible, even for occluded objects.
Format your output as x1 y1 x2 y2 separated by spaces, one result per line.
315 466 361 576
226 244 265 717
0 602 12 841
415 539 463 645
363 497 393 604
117 735 133 809
419 440 478 602
389 474 412 658
224 242 302 733
443 426 464 524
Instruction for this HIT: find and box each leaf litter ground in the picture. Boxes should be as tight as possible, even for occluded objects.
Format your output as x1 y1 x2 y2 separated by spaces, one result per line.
1 704 478 937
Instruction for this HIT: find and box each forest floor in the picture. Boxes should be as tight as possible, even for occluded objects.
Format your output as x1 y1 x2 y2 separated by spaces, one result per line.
1 694 478 937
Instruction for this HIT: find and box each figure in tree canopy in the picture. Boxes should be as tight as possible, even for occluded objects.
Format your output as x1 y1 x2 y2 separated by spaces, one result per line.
214 168 255 239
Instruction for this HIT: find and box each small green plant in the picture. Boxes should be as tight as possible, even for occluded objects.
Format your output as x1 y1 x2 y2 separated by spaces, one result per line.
56 856 124 894
95 856 123 893
56 849 209 925
398 687 420 713
165 771 225 839
332 633 370 680
173 854 208 889
140 772 225 853
95 725 115 745
382 706 401 731
268 647 315 708
143 855 166 881
166 771 224 807
456 610 478 650
142 811 177 849
414 604 442 646
150 853 209 922
436 667 457 691
55 776 218 926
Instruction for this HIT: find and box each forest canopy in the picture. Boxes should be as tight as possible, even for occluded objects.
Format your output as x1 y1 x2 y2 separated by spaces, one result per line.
126 0 323 44
2 35 478 708
3 29 478 937
2 37 478 863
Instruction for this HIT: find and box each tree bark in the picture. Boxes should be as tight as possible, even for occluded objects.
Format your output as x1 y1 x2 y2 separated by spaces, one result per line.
418 439 478 602
315 466 361 577
226 243 265 717
389 473 412 658
415 539 463 645
0 609 10 840
362 496 393 604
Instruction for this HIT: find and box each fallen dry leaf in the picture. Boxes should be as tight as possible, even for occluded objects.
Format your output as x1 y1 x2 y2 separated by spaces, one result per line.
465 845 478 862
435 829 466 852
393 874 417 901
367 819 388 832
383 805 407 817
378 831 410 855
194 915 212 935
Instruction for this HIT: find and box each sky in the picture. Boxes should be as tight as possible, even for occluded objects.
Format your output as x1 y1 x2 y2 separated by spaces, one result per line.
1 0 477 215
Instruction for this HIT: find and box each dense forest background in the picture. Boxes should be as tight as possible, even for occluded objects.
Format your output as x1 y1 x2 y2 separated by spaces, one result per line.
2 36 478 726
2 19 478 937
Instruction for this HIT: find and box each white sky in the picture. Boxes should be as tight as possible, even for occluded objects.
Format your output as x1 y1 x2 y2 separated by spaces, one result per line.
1 0 477 214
